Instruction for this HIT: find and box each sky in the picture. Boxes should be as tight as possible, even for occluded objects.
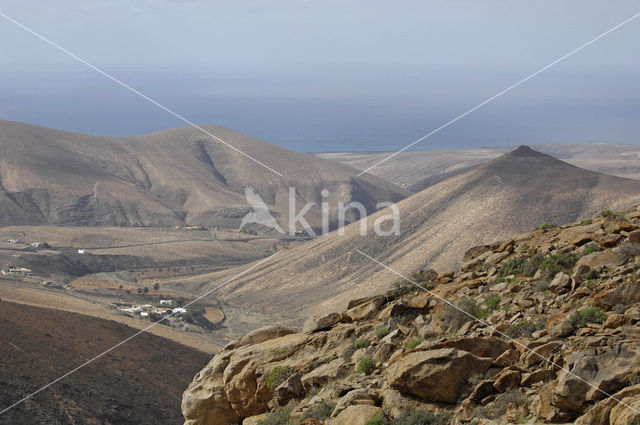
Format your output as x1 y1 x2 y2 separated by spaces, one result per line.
1 0 639 152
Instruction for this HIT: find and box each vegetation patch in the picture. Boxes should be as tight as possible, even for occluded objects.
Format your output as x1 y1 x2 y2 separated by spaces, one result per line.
258 404 293 425
364 410 389 425
406 339 422 350
354 338 371 349
443 297 480 332
374 325 391 340
357 357 375 374
484 295 501 311
266 366 293 392
536 222 558 231
580 219 593 226
505 320 544 338
599 209 614 219
296 401 335 424
538 253 579 280
394 408 451 425
570 307 606 328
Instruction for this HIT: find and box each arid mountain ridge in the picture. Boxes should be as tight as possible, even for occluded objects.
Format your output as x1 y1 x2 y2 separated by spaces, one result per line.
0 120 407 229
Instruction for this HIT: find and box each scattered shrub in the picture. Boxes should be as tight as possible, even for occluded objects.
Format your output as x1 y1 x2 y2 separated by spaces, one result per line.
535 280 550 292
484 295 501 311
364 410 389 425
505 320 544 338
497 257 527 281
580 219 593 226
394 408 451 425
374 325 391 340
582 280 597 291
353 339 371 349
258 404 293 425
357 357 375 374
538 253 579 280
406 339 422 350
627 371 640 386
570 307 607 328
599 209 614 219
474 389 528 420
582 269 600 280
266 366 292 392
297 401 336 423
582 243 601 256
442 297 479 332
536 222 558 231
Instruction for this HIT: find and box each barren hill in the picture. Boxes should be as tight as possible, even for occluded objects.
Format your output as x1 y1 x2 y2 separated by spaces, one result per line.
0 120 406 229
316 143 640 192
179 147 640 321
0 300 209 425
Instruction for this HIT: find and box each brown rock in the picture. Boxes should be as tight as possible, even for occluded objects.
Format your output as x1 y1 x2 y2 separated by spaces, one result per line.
600 234 622 247
463 244 491 262
493 349 519 367
521 369 556 387
532 381 572 423
548 272 571 294
576 250 620 270
238 326 297 347
606 220 637 233
302 312 341 333
546 314 574 338
574 384 640 425
427 336 511 360
492 370 521 392
523 341 563 367
271 372 303 407
602 313 628 330
485 251 511 265
628 229 640 244
327 405 379 425
301 358 346 391
344 296 386 321
594 283 640 310
386 348 493 403
554 343 640 411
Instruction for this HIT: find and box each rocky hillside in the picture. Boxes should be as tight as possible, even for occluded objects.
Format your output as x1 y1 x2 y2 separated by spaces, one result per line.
182 206 640 425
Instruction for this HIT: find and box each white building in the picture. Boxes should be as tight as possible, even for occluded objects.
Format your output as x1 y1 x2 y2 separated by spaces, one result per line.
172 307 187 315
78 249 87 254
160 299 173 306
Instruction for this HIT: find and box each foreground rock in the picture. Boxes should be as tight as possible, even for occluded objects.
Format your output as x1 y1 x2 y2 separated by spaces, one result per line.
183 207 640 425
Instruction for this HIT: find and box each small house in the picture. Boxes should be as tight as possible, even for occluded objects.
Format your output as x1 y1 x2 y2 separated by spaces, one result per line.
172 307 187 315
78 249 87 254
159 299 173 306
30 242 42 248
7 239 17 244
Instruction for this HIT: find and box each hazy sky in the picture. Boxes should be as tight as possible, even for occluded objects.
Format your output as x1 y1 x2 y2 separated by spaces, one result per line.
1 1 639 152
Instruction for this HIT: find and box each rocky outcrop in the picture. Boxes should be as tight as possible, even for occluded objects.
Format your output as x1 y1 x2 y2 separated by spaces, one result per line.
183 207 640 425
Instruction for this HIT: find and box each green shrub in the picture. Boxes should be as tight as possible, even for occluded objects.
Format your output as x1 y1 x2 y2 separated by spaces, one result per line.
505 320 544 338
570 307 607 328
582 243 601 256
599 209 614 219
297 401 336 423
266 366 292 391
485 295 501 311
536 222 558 231
497 257 527 280
538 253 579 279
364 411 389 425
618 243 640 261
580 219 593 226
406 339 422 350
353 339 371 349
374 325 391 340
357 357 375 374
394 408 451 425
258 404 293 425
583 269 600 280
627 371 640 386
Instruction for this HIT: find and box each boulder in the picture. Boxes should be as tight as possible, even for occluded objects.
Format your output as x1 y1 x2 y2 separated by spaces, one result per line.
576 251 619 270
271 372 303 407
237 326 297 347
546 314 574 338
344 296 386 322
523 341 563 367
628 229 640 244
574 384 640 425
330 388 379 418
554 343 640 411
427 337 511 360
548 272 571 294
463 244 491 262
386 348 493 403
327 405 379 425
594 283 640 310
492 369 521 392
485 251 511 266
301 358 346 390
303 312 342 333
182 332 310 425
